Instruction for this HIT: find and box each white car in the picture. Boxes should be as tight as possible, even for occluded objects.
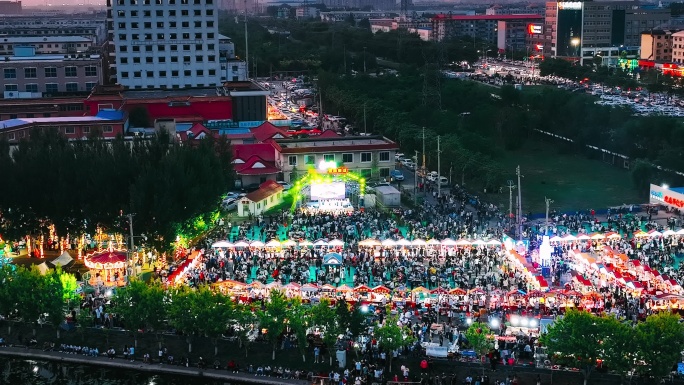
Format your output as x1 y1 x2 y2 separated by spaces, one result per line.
395 153 405 160
277 181 292 190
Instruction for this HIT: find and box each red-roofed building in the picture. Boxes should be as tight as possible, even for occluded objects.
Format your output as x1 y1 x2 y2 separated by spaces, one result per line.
430 13 542 42
318 129 341 138
250 121 290 143
177 123 218 143
232 142 283 186
237 180 284 217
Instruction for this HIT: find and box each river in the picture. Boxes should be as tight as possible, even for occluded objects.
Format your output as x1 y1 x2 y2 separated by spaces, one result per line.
0 357 233 385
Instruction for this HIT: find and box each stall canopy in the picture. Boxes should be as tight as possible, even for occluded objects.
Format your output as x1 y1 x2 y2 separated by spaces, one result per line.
323 252 344 266
52 252 73 267
36 262 49 275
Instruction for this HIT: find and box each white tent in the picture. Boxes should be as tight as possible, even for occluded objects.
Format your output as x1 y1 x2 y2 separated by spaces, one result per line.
212 241 233 248
328 239 345 247
36 262 49 275
52 252 73 267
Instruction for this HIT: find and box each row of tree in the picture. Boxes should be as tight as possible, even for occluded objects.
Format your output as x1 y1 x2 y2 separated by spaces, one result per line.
0 129 233 251
0 264 78 338
111 283 415 369
541 310 684 385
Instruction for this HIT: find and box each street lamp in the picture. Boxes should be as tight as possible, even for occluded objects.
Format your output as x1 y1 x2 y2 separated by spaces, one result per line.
571 37 580 58
363 46 367 73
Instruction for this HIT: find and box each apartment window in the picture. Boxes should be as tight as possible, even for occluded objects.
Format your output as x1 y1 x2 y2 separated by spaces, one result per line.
288 155 297 166
183 56 191 63
305 155 315 165
4 84 17 92
194 9 201 16
120 57 128 64
208 55 216 62
361 152 372 163
379 151 390 162
158 57 166 63
144 33 152 40
181 21 189 28
194 21 202 28
207 21 214 28
196 69 204 76
159 70 167 77
184 70 191 77
7 133 15 141
146 57 153 64
208 69 216 76
156 10 163 16
133 57 141 64
118 34 127 41
131 34 140 40
208 43 214 50
145 46 152 52
44 67 57 78
120 71 129 78
206 0 212 3
169 12 176 18
65 83 78 92
324 154 335 162
132 46 140 52
342 153 353 163
170 45 178 51
157 33 164 39
131 22 139 29
206 10 213 16
119 46 128 52
158 45 165 51
64 126 75 135
24 67 36 78
82 126 90 134
85 82 96 90
146 71 153 77
171 57 178 63
65 66 77 77
102 125 113 133
183 45 190 51
171 70 179 77
380 168 390 178
360 169 372 178
45 83 58 93
85 66 97 77
25 84 38 93
181 10 189 16
195 55 203 62
207 32 214 38
118 22 126 29
133 71 141 78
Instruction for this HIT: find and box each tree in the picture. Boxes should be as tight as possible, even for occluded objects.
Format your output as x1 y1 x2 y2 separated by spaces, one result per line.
540 309 606 385
194 286 231 356
600 315 634 384
41 269 67 339
465 322 493 374
311 298 341 365
112 279 148 347
374 314 415 370
76 303 95 342
358 18 370 30
634 313 684 381
286 299 311 362
166 286 201 352
232 303 257 357
144 280 168 349
257 289 289 360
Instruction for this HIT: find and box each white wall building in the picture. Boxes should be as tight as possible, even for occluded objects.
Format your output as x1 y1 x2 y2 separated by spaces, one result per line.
108 0 224 89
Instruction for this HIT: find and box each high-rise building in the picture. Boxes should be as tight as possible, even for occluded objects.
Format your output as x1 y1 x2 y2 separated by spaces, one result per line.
544 1 671 65
0 1 21 14
106 0 224 89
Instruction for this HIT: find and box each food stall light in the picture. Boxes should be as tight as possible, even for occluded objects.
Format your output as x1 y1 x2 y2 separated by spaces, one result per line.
361 305 369 313
490 318 500 329
105 289 113 298
529 318 538 328
466 317 473 325
510 315 520 326
521 318 529 327
663 184 669 189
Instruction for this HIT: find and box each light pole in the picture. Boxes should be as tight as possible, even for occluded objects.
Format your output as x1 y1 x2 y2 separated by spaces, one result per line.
545 197 554 235
414 150 419 206
363 46 367 73
437 135 442 198
571 37 580 60
125 213 136 282
507 180 516 232
516 165 523 241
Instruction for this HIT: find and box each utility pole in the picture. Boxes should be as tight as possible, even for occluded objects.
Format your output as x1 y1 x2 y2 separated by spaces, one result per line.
507 180 516 232
363 46 367 73
126 213 136 282
344 45 347 74
244 7 249 79
414 150 419 206
437 136 441 198
421 127 426 191
545 197 554 235
363 102 367 135
516 165 523 241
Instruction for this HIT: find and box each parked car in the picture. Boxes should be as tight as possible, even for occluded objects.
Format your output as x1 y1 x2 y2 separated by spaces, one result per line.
402 160 416 170
277 181 292 190
243 183 260 193
390 170 405 181
395 153 405 161
426 171 439 182
439 176 449 186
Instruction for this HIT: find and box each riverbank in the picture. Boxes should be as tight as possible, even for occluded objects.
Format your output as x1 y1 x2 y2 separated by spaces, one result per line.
0 347 308 385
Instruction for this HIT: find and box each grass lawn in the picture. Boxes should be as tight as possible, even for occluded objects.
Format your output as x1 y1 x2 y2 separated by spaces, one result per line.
484 141 643 214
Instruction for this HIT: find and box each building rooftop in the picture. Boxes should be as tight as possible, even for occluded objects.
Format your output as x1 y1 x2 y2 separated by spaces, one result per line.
2 54 100 62
121 87 223 99
0 35 92 43
277 136 393 148
431 14 542 21
0 116 117 131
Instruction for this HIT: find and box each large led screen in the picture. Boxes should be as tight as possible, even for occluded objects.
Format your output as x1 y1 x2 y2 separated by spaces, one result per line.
310 182 345 200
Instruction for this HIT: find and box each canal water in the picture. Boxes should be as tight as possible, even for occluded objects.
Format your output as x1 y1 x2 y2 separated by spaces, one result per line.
0 357 233 385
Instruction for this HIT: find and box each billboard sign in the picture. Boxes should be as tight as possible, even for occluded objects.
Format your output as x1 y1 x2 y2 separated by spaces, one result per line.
558 1 582 10
527 24 543 35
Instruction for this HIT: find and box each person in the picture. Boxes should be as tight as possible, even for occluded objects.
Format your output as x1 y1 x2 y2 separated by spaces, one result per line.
420 359 428 374
314 346 320 363
536 374 542 385
129 346 134 362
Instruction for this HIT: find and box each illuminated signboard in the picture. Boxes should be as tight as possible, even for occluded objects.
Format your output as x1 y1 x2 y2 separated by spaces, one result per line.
527 24 543 35
328 167 349 174
558 1 582 10
318 160 337 171
651 190 664 203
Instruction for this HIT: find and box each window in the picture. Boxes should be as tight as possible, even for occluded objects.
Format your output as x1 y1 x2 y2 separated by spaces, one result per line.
25 84 38 92
380 168 390 177
120 57 128 64
361 152 372 163
305 155 315 165
159 71 167 77
196 69 204 76
24 67 36 78
379 151 390 162
146 71 154 78
324 154 335 162
118 34 127 41
85 66 97 77
102 125 113 133
66 83 78 92
120 71 129 78
45 83 58 93
44 67 57 78
82 126 90 134
4 84 17 92
342 153 353 163
65 66 77 77
85 82 97 90
133 57 140 64
209 69 216 76
288 155 297 166
133 71 141 78
171 70 179 77
360 169 372 178
8 133 15 141
64 127 75 135
184 70 191 76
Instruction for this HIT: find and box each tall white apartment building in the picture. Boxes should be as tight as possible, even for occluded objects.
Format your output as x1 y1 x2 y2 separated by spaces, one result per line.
107 0 225 89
